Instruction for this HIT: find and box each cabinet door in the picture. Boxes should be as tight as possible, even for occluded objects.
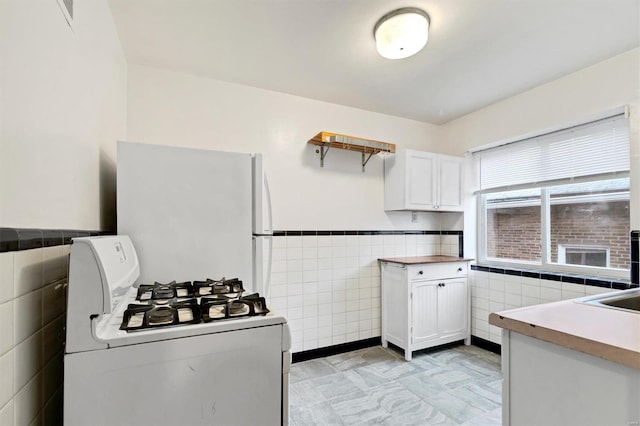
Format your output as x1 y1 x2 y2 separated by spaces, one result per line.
411 280 439 344
437 278 468 337
406 151 437 210
437 155 463 211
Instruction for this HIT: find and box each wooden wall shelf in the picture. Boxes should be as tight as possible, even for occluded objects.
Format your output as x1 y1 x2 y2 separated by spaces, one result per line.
308 131 396 171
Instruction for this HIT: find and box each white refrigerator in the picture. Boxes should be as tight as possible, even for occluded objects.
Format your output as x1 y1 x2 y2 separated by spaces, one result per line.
116 141 273 296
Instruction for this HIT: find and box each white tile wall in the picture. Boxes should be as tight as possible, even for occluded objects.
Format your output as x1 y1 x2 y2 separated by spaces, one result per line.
14 374 42 426
14 250 43 298
0 255 14 304
0 350 13 410
0 399 13 426
0 301 13 356
0 248 67 426
469 269 623 345
267 233 448 353
439 234 461 257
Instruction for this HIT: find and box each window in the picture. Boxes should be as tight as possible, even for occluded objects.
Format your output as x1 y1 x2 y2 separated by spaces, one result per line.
475 113 630 278
558 245 609 268
549 179 629 270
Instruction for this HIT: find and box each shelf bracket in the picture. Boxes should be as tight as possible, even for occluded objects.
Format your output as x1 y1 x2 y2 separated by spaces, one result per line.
319 143 332 167
362 151 374 172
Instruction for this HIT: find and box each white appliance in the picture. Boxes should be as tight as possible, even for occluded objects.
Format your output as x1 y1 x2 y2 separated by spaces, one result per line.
116 140 273 296
64 235 291 426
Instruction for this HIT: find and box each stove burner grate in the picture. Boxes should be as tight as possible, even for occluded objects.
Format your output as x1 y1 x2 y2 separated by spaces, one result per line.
201 294 270 322
194 278 244 297
121 278 269 331
136 281 195 301
120 299 202 331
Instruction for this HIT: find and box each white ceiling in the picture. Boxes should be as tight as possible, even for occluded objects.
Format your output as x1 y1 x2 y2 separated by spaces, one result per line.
108 0 639 125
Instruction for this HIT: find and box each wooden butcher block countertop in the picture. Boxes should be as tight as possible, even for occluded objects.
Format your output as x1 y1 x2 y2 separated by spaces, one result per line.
489 295 640 368
378 255 473 264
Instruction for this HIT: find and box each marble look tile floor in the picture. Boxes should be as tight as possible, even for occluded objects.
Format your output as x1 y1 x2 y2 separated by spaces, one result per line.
289 344 502 425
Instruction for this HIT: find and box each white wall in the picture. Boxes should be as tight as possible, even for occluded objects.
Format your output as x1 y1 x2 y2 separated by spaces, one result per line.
440 48 639 156
631 102 640 230
126 65 459 231
438 48 640 255
126 48 639 232
0 1 126 424
0 0 127 230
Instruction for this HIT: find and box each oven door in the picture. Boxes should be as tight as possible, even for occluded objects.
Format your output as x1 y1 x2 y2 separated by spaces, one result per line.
64 324 284 425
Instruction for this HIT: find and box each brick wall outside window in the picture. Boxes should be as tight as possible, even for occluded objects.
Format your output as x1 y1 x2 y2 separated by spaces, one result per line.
487 206 541 262
550 201 630 269
487 200 630 269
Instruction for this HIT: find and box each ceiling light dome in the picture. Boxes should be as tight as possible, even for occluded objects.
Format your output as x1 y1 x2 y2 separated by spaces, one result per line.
373 7 430 59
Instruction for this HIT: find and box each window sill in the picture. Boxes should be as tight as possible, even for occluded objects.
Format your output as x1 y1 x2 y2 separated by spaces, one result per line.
470 264 636 290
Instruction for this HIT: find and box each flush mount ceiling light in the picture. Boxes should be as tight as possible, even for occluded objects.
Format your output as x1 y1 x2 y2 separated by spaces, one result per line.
373 7 430 59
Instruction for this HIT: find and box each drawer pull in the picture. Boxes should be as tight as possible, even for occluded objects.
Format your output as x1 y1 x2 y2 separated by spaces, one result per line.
457 267 463 272
418 270 423 275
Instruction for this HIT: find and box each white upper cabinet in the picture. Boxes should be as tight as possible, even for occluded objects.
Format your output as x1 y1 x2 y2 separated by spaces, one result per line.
437 154 464 211
384 149 463 212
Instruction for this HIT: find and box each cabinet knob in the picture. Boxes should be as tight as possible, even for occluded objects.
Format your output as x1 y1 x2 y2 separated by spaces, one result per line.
418 270 423 275
457 267 463 272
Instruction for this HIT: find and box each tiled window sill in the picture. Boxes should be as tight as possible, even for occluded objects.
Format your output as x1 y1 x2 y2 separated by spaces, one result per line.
272 230 463 236
470 264 636 290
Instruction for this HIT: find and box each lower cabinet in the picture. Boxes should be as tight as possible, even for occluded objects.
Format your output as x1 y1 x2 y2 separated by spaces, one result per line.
501 331 640 426
380 261 470 361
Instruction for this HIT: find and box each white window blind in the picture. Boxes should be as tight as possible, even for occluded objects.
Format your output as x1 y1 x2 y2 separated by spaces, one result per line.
475 114 630 192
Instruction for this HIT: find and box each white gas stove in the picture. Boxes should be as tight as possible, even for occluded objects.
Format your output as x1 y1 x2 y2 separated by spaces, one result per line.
64 235 291 426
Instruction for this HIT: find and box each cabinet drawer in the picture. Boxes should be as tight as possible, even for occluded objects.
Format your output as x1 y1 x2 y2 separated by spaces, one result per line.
407 262 468 280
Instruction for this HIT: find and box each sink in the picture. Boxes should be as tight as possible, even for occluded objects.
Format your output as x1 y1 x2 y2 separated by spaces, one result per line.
577 288 640 314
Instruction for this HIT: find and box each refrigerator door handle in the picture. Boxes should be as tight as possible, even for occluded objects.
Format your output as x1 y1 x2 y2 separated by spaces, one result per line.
253 235 273 296
264 173 273 235
265 235 273 297
252 154 273 235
